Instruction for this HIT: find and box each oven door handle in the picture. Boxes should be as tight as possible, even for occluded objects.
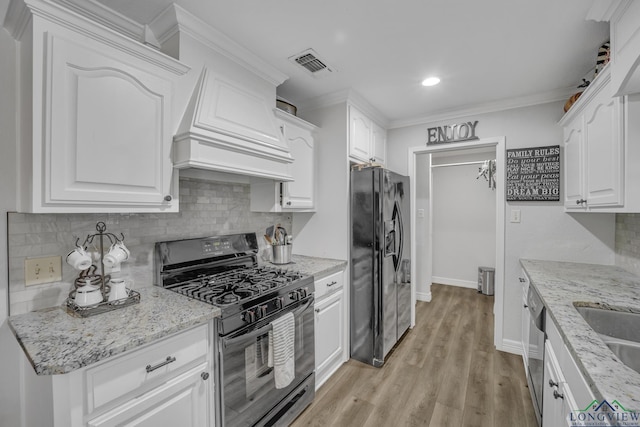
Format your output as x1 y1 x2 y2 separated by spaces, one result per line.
222 297 314 348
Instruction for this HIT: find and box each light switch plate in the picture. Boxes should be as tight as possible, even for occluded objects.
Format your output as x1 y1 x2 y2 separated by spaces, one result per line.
25 256 62 286
510 209 521 223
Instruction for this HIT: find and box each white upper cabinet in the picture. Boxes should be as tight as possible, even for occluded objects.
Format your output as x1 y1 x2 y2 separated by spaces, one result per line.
250 111 317 212
280 112 316 210
4 0 189 213
559 66 640 212
348 105 386 165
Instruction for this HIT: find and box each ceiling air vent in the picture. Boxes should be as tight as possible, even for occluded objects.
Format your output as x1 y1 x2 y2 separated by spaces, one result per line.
289 49 335 79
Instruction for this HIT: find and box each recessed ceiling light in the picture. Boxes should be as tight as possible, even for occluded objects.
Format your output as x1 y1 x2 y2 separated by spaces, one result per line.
422 77 440 87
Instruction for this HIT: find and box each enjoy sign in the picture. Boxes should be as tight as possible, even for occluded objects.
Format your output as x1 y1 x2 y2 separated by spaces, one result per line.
427 121 479 145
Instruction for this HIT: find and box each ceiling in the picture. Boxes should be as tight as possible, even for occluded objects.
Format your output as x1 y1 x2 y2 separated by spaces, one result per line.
14 0 612 127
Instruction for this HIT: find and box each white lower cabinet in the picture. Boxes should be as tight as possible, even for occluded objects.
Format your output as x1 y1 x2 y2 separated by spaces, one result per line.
519 271 530 372
543 341 578 427
314 270 348 389
88 364 209 427
44 323 214 427
543 313 594 427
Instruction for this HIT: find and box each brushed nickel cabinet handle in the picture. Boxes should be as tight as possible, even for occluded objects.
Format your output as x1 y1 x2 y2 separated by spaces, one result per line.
146 356 176 373
548 379 559 388
553 390 564 400
164 195 173 202
327 281 338 287
201 372 210 381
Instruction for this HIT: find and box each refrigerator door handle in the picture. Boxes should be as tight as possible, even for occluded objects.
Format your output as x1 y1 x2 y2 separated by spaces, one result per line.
395 200 404 273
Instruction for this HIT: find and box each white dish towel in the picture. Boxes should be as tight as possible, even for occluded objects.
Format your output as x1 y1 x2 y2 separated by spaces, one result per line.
268 312 296 389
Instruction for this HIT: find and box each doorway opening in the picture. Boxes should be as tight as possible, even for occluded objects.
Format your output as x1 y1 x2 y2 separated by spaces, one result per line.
408 137 506 350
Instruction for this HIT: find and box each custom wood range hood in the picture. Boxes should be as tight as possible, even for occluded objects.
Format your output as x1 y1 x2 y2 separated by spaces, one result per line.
172 66 294 182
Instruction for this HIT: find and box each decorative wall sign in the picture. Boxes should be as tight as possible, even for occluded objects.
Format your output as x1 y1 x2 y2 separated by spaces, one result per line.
427 121 479 145
506 145 560 201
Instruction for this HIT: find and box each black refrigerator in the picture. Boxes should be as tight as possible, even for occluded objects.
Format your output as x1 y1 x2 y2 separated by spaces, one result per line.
350 166 411 367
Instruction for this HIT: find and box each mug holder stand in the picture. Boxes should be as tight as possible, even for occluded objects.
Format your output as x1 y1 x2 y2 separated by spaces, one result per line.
65 221 140 318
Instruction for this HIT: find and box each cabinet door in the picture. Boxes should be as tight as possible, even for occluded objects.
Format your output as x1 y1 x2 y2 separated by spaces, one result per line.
543 341 565 427
371 121 386 165
87 364 211 427
583 87 624 208
563 124 585 209
349 106 372 162
45 32 175 212
314 289 345 389
282 122 315 209
520 274 530 370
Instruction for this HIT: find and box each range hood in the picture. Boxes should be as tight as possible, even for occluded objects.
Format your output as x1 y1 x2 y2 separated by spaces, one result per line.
173 67 294 181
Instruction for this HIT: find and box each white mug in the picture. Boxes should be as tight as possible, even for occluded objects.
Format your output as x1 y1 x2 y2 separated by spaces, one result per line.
108 278 131 303
74 287 103 307
103 242 130 268
66 246 92 271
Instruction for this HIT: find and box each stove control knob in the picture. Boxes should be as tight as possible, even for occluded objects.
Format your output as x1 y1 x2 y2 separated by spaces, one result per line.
275 297 285 309
289 291 300 302
258 305 268 318
298 287 308 299
243 310 256 323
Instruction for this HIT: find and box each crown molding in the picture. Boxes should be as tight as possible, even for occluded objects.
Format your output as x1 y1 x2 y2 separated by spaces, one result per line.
4 0 188 75
297 88 390 128
388 87 576 129
149 3 288 87
585 0 625 22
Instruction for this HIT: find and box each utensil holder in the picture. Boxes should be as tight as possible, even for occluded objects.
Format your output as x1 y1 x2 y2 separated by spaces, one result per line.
272 244 292 264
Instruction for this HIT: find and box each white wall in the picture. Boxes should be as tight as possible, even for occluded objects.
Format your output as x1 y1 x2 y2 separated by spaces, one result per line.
431 150 496 288
388 101 616 349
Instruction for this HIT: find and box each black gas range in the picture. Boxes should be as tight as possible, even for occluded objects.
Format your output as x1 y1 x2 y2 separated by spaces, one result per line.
154 233 316 427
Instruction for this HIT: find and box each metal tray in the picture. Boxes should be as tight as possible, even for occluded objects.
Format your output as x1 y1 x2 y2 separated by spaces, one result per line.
65 290 140 318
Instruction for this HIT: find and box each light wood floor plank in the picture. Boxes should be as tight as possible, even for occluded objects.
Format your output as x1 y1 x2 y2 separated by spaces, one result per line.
292 284 537 427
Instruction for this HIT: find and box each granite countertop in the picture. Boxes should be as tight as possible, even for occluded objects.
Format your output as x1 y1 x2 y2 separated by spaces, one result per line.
520 259 640 410
8 286 220 376
263 254 348 279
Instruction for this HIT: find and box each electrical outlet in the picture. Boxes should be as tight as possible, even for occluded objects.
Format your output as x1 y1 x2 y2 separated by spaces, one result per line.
25 256 62 286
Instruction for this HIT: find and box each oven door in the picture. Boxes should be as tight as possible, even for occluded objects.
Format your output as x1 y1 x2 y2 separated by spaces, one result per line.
219 297 315 427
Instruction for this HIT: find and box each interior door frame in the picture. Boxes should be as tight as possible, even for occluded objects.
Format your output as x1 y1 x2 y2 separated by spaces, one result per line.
408 136 506 350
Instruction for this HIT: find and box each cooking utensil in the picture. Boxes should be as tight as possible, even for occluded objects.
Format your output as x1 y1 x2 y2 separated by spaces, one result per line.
266 225 274 240
264 234 273 245
276 226 288 244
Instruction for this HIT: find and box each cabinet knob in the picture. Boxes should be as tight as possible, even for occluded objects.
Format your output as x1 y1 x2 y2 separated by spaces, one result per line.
315 308 320 313
201 372 210 381
519 277 525 283
576 199 587 205
548 379 559 388
164 195 173 202
523 304 528 309
286 201 292 205
553 389 564 400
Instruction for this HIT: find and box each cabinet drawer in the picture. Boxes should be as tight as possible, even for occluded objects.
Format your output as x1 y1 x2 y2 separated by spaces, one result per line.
86 324 209 414
315 270 344 299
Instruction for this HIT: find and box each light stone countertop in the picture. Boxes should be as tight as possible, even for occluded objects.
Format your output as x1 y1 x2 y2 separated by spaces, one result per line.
263 254 348 279
9 255 346 377
520 259 640 411
8 286 220 376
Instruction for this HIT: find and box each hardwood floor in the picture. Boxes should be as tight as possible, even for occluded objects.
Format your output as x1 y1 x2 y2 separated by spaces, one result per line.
292 283 537 427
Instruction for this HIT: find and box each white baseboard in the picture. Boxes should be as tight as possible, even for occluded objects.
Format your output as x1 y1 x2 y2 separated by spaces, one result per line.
431 276 478 289
416 291 432 302
498 338 523 355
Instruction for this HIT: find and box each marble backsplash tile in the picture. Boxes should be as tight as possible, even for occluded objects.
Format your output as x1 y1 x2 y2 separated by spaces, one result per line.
8 177 291 315
615 213 640 277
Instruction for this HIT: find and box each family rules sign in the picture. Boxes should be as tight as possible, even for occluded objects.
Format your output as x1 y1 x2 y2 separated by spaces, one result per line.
506 145 560 201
